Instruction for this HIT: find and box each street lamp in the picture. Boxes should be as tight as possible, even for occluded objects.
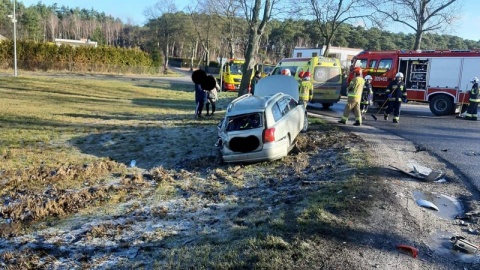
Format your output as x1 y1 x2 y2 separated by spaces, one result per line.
8 0 17 77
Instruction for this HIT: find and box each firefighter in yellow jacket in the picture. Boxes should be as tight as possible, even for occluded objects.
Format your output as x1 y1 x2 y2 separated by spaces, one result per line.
338 67 365 126
299 71 313 108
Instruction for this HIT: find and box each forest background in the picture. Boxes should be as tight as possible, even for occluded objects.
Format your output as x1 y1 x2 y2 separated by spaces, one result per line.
0 0 479 75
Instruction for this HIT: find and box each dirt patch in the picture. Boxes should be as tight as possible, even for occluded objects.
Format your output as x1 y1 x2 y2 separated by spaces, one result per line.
0 121 479 269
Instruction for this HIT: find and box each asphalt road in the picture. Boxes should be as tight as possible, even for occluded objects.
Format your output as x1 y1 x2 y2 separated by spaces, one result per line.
308 99 480 192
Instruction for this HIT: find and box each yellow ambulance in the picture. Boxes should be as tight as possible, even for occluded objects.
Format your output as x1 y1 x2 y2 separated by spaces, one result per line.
271 56 342 108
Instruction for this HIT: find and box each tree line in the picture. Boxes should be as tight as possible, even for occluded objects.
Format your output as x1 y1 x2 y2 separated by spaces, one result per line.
0 0 478 75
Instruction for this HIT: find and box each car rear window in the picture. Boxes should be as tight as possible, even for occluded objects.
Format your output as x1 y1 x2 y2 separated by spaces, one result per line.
314 66 341 83
226 113 263 131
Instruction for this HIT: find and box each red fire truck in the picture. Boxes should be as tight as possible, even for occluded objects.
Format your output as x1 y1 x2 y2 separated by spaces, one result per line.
348 50 480 115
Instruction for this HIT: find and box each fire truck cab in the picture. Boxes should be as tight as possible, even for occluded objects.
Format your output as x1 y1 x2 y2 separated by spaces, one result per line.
348 50 480 116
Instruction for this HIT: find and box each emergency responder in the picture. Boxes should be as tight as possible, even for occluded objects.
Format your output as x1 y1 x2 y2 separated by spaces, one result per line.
281 68 291 76
298 70 305 81
338 66 365 126
299 71 313 108
360 75 373 120
383 72 407 123
250 70 262 95
465 77 479 120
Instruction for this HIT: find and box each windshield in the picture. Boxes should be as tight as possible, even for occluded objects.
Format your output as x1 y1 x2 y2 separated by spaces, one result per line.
313 66 341 83
263 66 274 74
271 66 297 77
229 63 243 74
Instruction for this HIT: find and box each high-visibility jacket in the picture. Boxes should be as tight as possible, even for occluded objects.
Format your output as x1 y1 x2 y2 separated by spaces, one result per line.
299 80 313 102
469 82 479 102
347 76 365 102
385 80 406 102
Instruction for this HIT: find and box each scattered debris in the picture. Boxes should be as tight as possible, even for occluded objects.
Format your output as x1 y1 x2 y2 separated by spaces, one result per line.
396 244 419 258
464 151 478 156
414 145 427 152
389 165 444 182
416 199 439 211
455 211 480 220
450 236 479 254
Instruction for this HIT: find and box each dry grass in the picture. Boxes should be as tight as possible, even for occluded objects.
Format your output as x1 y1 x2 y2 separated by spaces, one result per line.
0 73 385 269
0 74 236 230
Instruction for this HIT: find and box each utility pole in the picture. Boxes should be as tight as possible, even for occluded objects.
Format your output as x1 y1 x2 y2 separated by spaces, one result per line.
13 0 17 77
8 0 18 77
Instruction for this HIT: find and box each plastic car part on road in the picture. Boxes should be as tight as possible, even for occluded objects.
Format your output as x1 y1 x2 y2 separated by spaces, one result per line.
396 244 419 258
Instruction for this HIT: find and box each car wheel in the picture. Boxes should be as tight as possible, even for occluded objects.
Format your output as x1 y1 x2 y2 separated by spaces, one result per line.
301 112 308 133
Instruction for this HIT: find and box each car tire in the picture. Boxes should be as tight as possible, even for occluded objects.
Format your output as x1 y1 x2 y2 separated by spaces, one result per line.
301 112 308 133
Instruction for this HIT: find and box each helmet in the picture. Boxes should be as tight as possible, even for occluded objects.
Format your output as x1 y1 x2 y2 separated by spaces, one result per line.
298 71 305 79
364 75 372 80
353 66 362 74
303 71 311 80
395 72 404 78
471 77 479 83
281 69 291 76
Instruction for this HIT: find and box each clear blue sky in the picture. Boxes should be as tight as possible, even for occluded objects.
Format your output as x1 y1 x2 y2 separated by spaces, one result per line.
20 0 480 41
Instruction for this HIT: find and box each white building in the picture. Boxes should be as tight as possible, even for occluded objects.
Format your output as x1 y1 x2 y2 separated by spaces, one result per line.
54 38 98 48
292 46 363 68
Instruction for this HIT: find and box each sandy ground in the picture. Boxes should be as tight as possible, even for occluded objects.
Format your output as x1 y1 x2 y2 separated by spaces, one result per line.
335 123 480 269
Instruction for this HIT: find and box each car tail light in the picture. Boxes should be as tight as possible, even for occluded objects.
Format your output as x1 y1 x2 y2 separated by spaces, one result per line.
263 127 275 143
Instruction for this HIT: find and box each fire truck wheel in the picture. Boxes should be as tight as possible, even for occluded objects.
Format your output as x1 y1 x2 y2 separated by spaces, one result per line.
429 94 454 116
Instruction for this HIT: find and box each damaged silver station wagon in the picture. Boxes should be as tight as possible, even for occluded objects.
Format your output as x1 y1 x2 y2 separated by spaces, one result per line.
217 75 308 163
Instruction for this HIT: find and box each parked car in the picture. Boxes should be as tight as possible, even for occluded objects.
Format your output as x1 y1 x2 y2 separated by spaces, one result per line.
217 75 308 163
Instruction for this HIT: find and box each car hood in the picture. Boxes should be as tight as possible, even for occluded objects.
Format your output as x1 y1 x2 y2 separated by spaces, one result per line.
254 75 299 101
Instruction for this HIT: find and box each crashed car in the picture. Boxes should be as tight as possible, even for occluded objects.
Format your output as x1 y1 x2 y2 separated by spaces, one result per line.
217 75 308 163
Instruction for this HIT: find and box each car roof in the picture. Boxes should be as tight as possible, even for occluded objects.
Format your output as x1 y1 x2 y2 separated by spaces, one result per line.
254 75 299 101
227 95 268 114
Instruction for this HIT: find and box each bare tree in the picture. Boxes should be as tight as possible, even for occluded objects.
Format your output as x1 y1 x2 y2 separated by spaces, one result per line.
203 0 244 59
145 0 179 73
237 0 277 96
305 0 368 57
71 13 82 39
365 0 462 50
186 2 215 71
47 13 58 40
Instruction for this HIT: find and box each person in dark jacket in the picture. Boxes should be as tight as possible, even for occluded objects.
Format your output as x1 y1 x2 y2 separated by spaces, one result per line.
465 77 479 120
383 72 407 123
194 83 206 118
360 75 373 120
250 71 262 95
192 69 207 119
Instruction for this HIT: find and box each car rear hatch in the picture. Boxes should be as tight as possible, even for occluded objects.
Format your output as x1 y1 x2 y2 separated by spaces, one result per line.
221 112 265 153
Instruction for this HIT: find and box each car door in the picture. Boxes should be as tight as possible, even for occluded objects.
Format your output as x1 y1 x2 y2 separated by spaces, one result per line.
274 96 300 143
